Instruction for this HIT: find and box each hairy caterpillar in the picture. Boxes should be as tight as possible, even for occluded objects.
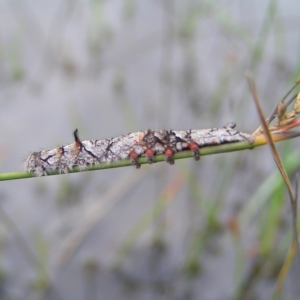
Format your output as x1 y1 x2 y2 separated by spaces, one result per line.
24 123 253 176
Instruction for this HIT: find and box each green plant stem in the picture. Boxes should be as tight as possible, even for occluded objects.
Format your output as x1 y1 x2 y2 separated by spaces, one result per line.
0 132 299 181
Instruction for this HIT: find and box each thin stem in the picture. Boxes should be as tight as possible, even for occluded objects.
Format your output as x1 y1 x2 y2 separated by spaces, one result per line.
246 71 300 265
1 131 300 181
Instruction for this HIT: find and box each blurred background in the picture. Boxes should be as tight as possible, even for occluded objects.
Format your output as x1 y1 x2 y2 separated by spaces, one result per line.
1 0 300 299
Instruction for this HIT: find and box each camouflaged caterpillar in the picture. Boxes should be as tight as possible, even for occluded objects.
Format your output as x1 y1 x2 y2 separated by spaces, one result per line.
24 123 254 176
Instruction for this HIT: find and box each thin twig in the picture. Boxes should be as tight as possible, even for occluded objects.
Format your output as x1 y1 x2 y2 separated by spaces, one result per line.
267 93 298 125
1 133 300 181
267 75 300 125
246 71 300 261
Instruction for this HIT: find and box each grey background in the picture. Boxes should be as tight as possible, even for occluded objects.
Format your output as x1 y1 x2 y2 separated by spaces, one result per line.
0 1 300 299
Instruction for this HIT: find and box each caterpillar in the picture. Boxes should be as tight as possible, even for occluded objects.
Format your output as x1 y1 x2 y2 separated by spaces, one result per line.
24 123 254 176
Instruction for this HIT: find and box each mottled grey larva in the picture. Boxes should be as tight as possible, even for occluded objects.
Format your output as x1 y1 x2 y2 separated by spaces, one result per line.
24 124 254 176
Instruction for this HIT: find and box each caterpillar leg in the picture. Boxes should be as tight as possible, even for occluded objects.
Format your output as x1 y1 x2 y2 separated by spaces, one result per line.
128 151 141 169
188 142 200 161
164 147 175 165
145 149 154 164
